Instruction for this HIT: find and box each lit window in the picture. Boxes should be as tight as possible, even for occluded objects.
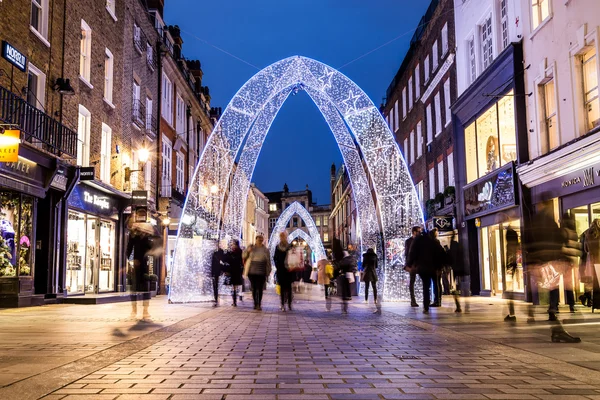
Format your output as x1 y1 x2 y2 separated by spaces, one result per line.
323 232 329 242
464 91 517 183
441 23 449 56
542 77 558 151
104 48 114 104
133 23 142 53
394 100 399 131
432 40 439 71
31 0 49 41
424 55 430 82
481 16 493 70
80 20 92 83
426 104 433 144
404 138 408 162
434 93 442 136
468 37 477 84
161 135 172 197
100 123 112 183
437 161 444 194
531 0 550 30
323 216 328 226
416 181 424 203
27 63 46 111
429 168 435 199
269 203 277 212
316 217 321 226
448 153 455 186
582 47 600 131
410 130 415 165
500 0 509 49
77 105 91 167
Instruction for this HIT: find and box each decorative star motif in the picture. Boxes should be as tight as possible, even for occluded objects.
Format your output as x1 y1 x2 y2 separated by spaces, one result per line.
343 90 362 113
318 68 335 90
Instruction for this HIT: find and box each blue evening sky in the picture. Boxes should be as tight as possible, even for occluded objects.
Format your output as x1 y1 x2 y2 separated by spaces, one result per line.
165 0 430 205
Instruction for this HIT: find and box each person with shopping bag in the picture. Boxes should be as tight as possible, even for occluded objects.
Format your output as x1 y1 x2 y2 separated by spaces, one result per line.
243 235 271 311
274 232 294 312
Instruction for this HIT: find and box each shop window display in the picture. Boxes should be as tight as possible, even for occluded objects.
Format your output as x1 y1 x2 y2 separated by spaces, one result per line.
0 193 34 277
464 91 517 183
66 212 116 293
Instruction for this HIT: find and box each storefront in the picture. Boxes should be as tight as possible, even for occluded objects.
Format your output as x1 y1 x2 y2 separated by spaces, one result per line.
0 151 61 307
519 130 600 304
452 42 529 297
66 182 128 295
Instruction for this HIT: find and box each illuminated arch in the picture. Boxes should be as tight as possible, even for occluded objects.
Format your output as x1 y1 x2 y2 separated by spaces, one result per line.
171 56 424 303
267 202 327 263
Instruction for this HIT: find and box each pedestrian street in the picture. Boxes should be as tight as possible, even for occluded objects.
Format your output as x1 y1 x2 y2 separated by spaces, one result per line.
1 291 600 400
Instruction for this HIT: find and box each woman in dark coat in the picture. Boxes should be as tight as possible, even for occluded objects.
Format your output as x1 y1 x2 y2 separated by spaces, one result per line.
224 240 244 307
362 248 378 303
274 232 294 311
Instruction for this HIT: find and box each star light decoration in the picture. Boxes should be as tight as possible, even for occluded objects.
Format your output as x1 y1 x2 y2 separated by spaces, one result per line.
267 201 327 264
170 56 424 303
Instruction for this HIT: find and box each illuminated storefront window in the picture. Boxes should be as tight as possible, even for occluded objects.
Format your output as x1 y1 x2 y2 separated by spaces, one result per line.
464 91 517 183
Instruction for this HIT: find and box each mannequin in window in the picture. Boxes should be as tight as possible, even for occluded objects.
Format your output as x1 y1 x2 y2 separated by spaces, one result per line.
582 219 600 311
485 136 499 173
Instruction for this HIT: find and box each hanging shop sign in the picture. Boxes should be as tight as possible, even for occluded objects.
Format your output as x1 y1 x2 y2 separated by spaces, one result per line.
50 166 68 191
463 162 517 219
2 41 27 72
0 130 20 162
433 216 454 232
132 190 148 206
79 166 95 181
68 184 118 217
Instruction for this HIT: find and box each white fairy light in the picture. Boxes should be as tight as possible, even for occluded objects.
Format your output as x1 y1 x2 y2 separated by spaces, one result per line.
267 201 327 264
170 56 424 303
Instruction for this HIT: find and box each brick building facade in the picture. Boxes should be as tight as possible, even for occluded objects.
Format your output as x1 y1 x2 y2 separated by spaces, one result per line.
383 0 457 244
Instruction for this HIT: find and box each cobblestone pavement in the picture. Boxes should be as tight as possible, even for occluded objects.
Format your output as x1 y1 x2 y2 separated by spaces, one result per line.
2 290 600 399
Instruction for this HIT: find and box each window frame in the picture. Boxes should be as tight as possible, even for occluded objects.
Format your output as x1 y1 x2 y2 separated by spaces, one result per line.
582 47 600 131
402 87 407 119
441 23 449 56
437 160 444 194
161 135 173 197
30 0 49 44
432 40 439 71
499 0 509 50
409 130 415 165
434 93 442 136
444 79 452 127
80 20 92 85
426 104 433 144
531 0 551 32
408 76 414 110
27 63 46 111
77 105 91 167
176 93 186 133
417 121 423 158
480 15 494 70
104 48 114 105
175 151 185 192
100 123 112 184
133 23 143 54
424 55 430 83
415 63 421 99
161 73 173 125
106 0 117 21
468 36 477 84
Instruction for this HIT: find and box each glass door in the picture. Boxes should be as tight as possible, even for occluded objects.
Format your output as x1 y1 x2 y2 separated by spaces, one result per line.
98 220 115 292
66 212 87 293
85 217 97 293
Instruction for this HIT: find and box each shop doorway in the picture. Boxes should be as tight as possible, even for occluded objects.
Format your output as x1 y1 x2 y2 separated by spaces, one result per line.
67 212 116 294
479 219 523 297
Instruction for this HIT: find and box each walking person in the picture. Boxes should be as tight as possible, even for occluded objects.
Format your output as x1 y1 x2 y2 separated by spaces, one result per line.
561 213 583 313
224 239 244 307
362 248 378 303
126 223 156 320
274 232 294 311
244 235 271 311
526 201 580 342
404 226 421 307
211 243 225 307
448 233 469 313
338 250 357 315
317 257 333 311
407 230 446 314
429 229 444 307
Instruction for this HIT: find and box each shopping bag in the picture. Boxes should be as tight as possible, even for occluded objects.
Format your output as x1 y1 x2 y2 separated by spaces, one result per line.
346 272 355 283
275 284 281 295
325 263 334 278
537 263 561 290
310 269 318 282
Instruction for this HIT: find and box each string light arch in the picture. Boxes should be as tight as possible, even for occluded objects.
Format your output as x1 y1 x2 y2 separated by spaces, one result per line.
170 56 424 303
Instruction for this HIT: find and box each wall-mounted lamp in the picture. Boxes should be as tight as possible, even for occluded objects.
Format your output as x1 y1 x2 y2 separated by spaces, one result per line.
52 78 75 95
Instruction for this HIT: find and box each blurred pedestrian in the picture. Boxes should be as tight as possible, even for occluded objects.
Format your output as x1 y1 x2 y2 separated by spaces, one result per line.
126 223 156 320
210 243 225 307
561 213 583 313
404 226 421 307
407 230 446 314
317 258 332 298
448 233 469 313
429 229 445 307
274 232 293 312
362 248 378 304
224 239 244 307
244 235 271 311
338 250 357 315
526 201 580 342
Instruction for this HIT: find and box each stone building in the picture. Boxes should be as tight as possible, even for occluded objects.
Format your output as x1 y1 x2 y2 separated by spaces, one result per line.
329 163 357 251
241 183 269 247
382 0 457 247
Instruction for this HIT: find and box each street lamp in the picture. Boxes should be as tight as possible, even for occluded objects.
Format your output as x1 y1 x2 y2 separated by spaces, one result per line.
210 184 218 194
138 147 149 164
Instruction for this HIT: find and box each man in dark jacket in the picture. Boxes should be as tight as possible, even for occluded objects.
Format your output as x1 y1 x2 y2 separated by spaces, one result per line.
404 226 421 307
407 230 446 314
448 234 468 313
211 244 225 307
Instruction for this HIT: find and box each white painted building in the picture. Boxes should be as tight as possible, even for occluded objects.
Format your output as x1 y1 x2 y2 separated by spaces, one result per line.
242 184 269 247
454 0 523 96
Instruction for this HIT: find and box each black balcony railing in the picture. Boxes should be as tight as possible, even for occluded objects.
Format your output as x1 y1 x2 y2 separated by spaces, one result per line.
132 99 146 127
0 84 77 157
